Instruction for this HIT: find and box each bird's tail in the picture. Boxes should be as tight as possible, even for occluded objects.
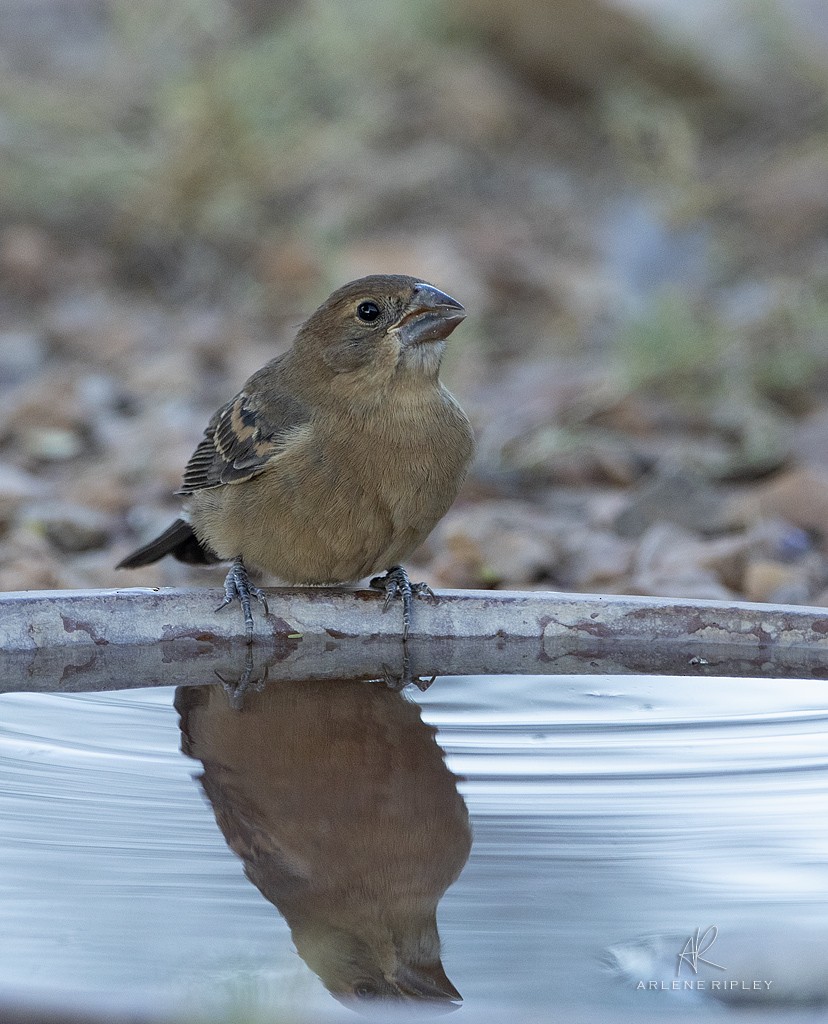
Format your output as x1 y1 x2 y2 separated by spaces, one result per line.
116 517 220 568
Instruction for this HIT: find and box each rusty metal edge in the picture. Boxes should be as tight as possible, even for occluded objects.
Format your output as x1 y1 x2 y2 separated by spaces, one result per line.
1 585 827 653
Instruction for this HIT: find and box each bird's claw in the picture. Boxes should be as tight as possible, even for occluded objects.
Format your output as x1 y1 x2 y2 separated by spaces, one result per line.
380 647 437 692
370 565 434 641
412 673 437 692
216 556 270 644
214 649 269 710
412 580 436 603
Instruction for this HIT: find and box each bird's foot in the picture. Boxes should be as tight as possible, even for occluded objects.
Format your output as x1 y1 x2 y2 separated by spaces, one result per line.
216 556 270 644
381 645 437 692
215 648 269 710
370 565 436 641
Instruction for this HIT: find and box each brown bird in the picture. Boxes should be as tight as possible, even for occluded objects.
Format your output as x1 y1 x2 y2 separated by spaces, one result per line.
117 275 474 641
175 675 472 1008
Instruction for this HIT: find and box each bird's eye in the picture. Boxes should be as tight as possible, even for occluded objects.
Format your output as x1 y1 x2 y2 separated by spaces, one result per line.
356 301 381 323
354 981 379 998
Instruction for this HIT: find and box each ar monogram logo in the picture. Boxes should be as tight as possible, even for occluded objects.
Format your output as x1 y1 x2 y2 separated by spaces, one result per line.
676 925 725 976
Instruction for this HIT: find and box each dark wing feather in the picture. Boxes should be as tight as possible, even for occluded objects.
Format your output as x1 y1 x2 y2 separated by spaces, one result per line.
177 375 309 495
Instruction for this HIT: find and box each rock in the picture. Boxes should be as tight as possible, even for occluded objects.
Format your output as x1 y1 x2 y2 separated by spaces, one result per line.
0 370 92 460
501 425 646 486
747 518 814 563
0 527 64 591
44 292 149 362
20 426 86 462
631 522 694 576
756 550 826 605
707 399 792 481
0 464 46 533
426 500 563 587
746 468 828 539
63 467 134 516
557 527 635 590
629 522 738 600
614 467 734 538
0 224 55 296
429 59 532 146
129 349 200 399
738 146 828 247
20 502 114 554
584 489 631 530
792 406 828 471
590 395 790 482
0 331 48 386
627 519 827 602
694 533 753 593
743 559 814 605
451 0 711 100
449 0 818 117
628 570 736 601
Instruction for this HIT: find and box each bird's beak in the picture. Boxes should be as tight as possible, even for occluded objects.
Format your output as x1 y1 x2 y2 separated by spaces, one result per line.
394 283 466 346
394 961 463 1006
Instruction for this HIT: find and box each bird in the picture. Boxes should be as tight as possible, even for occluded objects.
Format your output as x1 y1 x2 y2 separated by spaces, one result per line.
117 274 475 641
174 674 472 1008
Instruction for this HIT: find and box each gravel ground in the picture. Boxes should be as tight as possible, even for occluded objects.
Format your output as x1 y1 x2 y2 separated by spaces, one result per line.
1 0 827 607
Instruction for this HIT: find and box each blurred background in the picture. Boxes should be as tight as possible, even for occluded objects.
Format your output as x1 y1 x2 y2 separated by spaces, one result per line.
1 0 827 605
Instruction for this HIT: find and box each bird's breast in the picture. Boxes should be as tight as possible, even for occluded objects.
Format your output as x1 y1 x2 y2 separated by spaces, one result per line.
191 391 474 583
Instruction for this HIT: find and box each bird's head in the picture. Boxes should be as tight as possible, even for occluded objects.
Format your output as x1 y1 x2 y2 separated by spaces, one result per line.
293 275 466 400
294 917 462 1015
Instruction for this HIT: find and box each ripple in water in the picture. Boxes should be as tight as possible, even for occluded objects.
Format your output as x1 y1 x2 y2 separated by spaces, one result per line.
2 672 828 1022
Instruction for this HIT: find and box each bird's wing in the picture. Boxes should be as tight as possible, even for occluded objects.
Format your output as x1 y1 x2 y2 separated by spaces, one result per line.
200 773 314 904
177 378 310 495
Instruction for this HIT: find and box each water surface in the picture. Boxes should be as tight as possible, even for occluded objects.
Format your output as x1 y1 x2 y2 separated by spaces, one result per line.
2 655 828 1022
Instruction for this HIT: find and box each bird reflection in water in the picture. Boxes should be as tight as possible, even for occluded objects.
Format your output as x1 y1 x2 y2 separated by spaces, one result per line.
174 673 471 1011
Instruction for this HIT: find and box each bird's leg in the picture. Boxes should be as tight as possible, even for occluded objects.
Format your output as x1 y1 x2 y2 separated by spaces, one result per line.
370 565 435 642
380 645 437 692
214 648 269 710
216 556 270 643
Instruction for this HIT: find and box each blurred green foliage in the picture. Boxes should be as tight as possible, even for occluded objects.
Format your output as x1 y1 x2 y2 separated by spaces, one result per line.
615 290 725 398
0 0 826 418
0 0 447 244
616 282 828 411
